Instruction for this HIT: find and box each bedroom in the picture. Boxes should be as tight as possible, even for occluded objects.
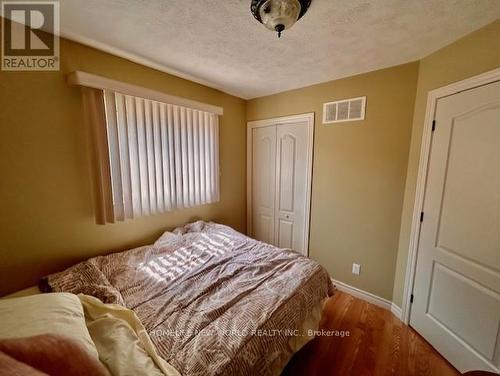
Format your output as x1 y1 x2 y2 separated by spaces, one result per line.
0 0 499 375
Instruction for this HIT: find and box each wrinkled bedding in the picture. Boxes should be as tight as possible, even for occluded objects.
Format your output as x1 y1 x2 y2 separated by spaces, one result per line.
79 295 181 376
43 222 333 375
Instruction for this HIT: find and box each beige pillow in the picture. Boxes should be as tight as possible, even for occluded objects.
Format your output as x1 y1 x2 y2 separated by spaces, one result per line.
0 293 99 360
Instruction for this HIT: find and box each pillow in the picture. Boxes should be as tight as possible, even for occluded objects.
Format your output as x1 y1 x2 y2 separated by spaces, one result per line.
0 293 99 360
154 221 208 248
0 350 46 376
154 230 180 249
0 334 109 376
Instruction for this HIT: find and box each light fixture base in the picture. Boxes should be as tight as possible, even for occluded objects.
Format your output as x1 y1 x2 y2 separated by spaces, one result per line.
250 0 312 37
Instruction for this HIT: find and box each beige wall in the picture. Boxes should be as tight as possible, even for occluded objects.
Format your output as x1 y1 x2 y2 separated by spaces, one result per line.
392 20 500 306
247 63 419 300
0 38 247 295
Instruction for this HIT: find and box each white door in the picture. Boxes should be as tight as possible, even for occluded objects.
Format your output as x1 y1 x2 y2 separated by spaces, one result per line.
252 126 277 245
411 80 500 373
274 122 311 254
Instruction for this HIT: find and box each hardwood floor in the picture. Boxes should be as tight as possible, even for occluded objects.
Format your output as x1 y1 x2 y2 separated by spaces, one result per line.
282 291 460 376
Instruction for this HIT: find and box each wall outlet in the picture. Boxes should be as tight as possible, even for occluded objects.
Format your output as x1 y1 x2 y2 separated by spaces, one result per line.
352 263 361 275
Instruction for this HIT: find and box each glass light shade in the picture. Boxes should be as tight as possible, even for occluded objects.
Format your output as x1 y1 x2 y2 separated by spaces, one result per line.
258 0 302 33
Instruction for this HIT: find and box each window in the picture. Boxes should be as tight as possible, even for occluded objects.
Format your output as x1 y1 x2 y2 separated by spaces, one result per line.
70 71 222 224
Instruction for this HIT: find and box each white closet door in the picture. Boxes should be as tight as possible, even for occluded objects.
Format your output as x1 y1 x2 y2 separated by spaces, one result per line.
274 122 311 254
410 80 500 373
252 126 277 245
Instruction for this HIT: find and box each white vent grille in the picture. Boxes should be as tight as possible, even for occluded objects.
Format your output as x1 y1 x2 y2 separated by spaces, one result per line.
323 96 366 124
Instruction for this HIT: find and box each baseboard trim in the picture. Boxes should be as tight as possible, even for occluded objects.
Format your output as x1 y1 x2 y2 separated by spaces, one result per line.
331 279 402 320
391 303 402 320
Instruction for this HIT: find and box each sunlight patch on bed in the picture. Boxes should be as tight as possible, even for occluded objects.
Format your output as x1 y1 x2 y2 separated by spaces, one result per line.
136 231 239 285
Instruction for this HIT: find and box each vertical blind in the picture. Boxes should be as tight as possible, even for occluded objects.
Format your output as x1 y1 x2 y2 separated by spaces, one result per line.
100 90 220 223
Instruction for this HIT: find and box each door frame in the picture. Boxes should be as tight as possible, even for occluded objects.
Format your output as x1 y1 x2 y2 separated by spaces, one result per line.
401 67 500 324
247 112 315 256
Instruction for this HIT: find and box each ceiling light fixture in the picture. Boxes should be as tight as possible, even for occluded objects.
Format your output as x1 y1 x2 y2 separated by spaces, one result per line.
251 0 312 38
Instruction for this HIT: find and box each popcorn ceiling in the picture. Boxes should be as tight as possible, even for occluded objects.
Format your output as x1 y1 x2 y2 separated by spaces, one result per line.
59 0 500 99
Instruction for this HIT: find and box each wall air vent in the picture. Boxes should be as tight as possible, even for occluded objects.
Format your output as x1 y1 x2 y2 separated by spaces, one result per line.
323 96 366 124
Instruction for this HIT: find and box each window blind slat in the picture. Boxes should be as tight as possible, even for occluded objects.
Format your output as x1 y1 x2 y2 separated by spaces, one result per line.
135 98 150 216
210 114 217 201
199 111 206 204
152 101 164 213
180 107 189 208
125 95 142 217
204 112 212 202
144 100 157 215
159 103 171 211
173 105 183 209
167 104 177 209
101 91 219 222
114 93 133 219
214 115 220 201
192 111 201 206
186 109 195 207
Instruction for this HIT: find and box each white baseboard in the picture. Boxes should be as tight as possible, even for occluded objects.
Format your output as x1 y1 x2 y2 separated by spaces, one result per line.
391 303 402 320
331 279 402 320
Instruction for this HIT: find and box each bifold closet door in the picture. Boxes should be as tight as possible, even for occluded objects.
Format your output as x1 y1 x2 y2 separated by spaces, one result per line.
252 126 277 245
251 120 312 255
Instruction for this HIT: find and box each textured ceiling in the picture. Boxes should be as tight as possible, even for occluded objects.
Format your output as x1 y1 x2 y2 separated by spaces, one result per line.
59 0 500 99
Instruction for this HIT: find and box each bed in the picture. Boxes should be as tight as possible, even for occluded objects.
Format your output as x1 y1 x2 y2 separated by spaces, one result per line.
40 221 333 375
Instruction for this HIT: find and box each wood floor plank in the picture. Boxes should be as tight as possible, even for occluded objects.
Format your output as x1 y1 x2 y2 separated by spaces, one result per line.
373 308 395 376
337 296 366 375
392 316 408 376
281 291 460 376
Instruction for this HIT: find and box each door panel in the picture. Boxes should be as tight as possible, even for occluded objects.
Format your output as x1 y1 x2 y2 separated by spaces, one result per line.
435 103 500 267
257 214 274 245
252 126 276 245
427 262 499 360
275 122 311 254
411 80 500 373
278 134 296 212
277 219 294 249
